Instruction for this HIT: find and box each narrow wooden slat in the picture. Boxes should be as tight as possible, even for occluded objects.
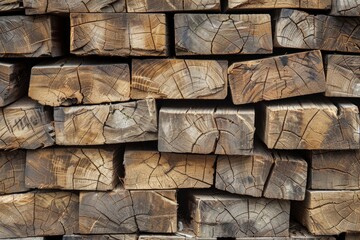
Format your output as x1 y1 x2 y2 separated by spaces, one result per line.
0 150 27 194
0 0 22 11
227 0 331 9
131 59 227 100
228 50 326 104
174 14 272 55
127 0 220 12
289 222 336 240
29 59 130 106
330 0 360 16
63 235 137 240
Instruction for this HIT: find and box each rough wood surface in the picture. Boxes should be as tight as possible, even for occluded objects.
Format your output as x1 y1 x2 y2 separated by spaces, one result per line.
308 150 360 190
138 236 185 240
0 15 63 57
23 0 126 14
54 99 157 145
345 233 360 240
227 0 331 9
188 191 290 238
131 59 227 100
325 55 360 97
175 14 272 55
275 9 360 52
289 222 336 240
0 0 22 11
26 147 117 191
293 190 360 235
330 0 360 16
124 144 215 189
0 150 27 194
71 13 167 56
127 0 220 12
158 106 255 155
0 98 55 150
29 59 130 106
63 235 137 240
79 190 177 234
0 191 78 238
228 50 326 104
257 99 360 149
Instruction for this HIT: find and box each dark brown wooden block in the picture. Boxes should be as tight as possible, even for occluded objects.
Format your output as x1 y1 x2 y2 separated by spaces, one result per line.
330 0 360 16
71 13 167 56
228 50 326 104
227 0 331 9
0 150 27 194
174 14 272 55
0 15 63 57
54 99 157 145
29 59 130 106
131 59 227 99
127 0 220 12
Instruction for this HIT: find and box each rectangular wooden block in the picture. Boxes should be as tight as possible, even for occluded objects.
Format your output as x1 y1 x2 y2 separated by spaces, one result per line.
345 233 360 240
26 147 118 191
24 0 126 14
63 235 137 240
228 50 326 104
0 15 63 57
0 0 23 11
158 106 255 155
174 14 272 55
331 0 360 16
325 55 360 97
124 144 215 189
257 99 360 149
188 191 290 238
54 99 157 145
275 9 360 52
227 0 331 9
29 59 130 106
0 191 78 238
0 150 27 194
138 236 185 240
293 190 360 235
289 222 336 240
131 59 227 99
71 13 167 56
127 0 220 12
0 98 55 150
79 190 177 234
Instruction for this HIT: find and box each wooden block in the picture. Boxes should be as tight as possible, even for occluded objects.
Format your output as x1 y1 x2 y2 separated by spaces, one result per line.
79 190 177 234
71 13 167 56
293 190 360 235
228 50 326 104
325 55 360 98
29 59 130 106
257 99 360 149
0 98 55 150
158 106 255 155
54 99 157 145
131 59 227 100
345 232 360 240
24 0 126 14
0 150 28 194
289 222 336 240
138 236 185 240
0 15 63 57
0 0 22 11
275 9 360 52
124 144 215 189
127 0 220 12
0 191 78 238
174 14 272 55
227 0 331 9
25 147 118 191
188 191 290 238
331 0 360 16
63 235 137 240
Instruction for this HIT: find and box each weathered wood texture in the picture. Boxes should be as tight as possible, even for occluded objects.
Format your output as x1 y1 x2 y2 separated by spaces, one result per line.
331 0 360 16
308 150 360 190
63 235 137 240
138 236 185 240
325 55 360 97
54 99 157 145
79 190 177 234
345 233 360 240
274 9 360 52
257 99 360 149
0 0 22 11
0 15 63 57
23 0 126 14
124 144 215 189
71 13 167 56
0 98 55 150
131 59 227 100
29 59 130 106
216 145 307 200
188 191 290 238
293 190 360 235
26 147 118 191
228 50 326 104
127 0 220 12
0 150 27 194
289 222 336 240
0 191 78 238
158 106 255 155
227 0 331 9
174 14 272 55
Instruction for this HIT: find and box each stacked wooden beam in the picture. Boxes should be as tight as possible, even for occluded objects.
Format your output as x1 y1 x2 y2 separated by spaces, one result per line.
0 0 359 239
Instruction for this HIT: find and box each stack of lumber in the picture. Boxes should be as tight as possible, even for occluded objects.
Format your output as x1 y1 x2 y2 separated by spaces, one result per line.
0 0 359 239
